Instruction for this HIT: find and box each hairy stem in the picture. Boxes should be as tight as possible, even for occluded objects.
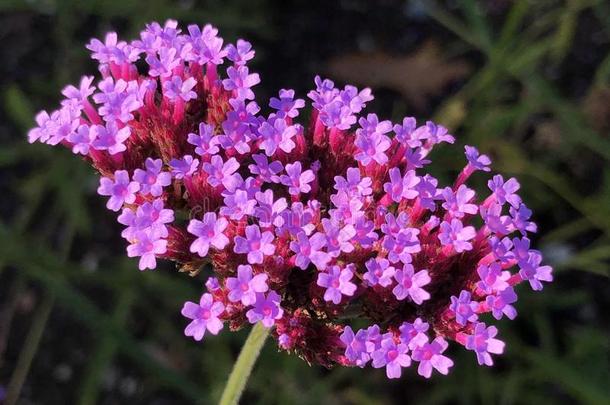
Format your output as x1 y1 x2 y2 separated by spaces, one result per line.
218 323 269 405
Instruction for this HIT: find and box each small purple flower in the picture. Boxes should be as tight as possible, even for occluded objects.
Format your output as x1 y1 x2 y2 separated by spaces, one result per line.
464 145 491 172
169 155 199 179
187 212 229 257
202 155 240 189
449 290 478 326
91 121 131 155
363 258 395 287
392 265 431 304
441 185 478 218
205 277 221 292
269 89 305 118
222 65 260 100
126 227 167 270
464 323 505 366
340 326 371 367
249 154 283 183
383 168 420 202
412 337 454 378
220 189 257 220
518 251 553 291
322 218 356 257
186 24 226 65
145 46 180 78
317 265 357 305
97 170 140 211
119 198 174 240
490 236 515 263
488 175 522 208
133 158 172 197
62 75 95 102
290 232 330 270
225 264 269 306
226 39 255 66
67 125 96 155
334 167 372 197
280 162 315 195
181 293 225 340
509 203 538 235
246 291 284 327
371 334 411 379
254 189 287 227
476 262 510 294
416 174 440 210
383 228 421 264
258 117 298 156
188 122 220 156
354 114 392 166
93 78 143 123
413 121 454 146
399 318 429 350
163 76 197 102
438 219 476 253
234 225 276 264
486 287 518 320
393 116 419 147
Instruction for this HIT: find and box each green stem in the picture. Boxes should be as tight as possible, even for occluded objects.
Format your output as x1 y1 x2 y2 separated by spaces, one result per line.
218 323 269 405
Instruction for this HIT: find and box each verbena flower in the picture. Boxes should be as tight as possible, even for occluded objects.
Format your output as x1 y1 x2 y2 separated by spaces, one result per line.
29 20 554 379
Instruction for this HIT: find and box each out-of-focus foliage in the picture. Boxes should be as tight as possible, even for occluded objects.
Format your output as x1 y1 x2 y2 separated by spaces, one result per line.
0 0 609 404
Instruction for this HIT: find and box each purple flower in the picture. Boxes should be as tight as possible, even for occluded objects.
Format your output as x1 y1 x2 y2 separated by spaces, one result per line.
399 318 429 350
67 125 96 155
393 117 419 147
354 114 392 166
249 154 283 183
205 277 221 292
62 76 95 102
509 204 537 235
188 122 220 156
91 121 131 155
438 219 476 253
518 250 553 291
490 236 515 263
181 293 225 340
480 202 512 235
340 326 371 367
126 227 167 270
412 337 454 378
334 167 372 197
254 189 287 227
93 78 143 123
258 117 298 155
413 121 454 146
220 189 256 220
169 155 199 179
186 24 226 65
246 291 284 327
202 155 240 189
371 334 411 379
222 66 260 100
317 265 357 305
363 258 395 287
383 228 421 264
218 99 260 154
280 162 315 195
28 110 55 144
322 218 355 257
383 168 420 202
464 323 505 366
226 265 269 306
163 76 197 102
118 198 174 240
234 225 276 264
464 145 491 172
187 212 229 257
488 175 521 208
269 89 305 118
145 47 180 78
87 32 139 65
290 232 330 270
486 287 518 320
441 185 478 218
476 262 510 294
226 39 255 66
449 290 478 326
133 158 172 197
392 265 431 304
97 170 140 211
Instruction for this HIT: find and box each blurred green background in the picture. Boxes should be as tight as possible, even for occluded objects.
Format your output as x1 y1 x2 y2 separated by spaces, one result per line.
1 0 609 404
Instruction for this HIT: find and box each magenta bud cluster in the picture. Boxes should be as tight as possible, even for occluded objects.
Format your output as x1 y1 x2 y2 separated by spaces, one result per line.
29 20 553 379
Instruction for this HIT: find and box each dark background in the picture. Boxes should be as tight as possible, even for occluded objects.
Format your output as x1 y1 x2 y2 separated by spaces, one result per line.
1 0 609 404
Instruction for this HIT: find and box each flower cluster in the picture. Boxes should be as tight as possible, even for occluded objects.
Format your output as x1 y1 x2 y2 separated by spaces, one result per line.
29 20 553 379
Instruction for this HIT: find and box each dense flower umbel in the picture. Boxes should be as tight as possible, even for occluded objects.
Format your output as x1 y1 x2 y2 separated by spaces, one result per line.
29 20 553 379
